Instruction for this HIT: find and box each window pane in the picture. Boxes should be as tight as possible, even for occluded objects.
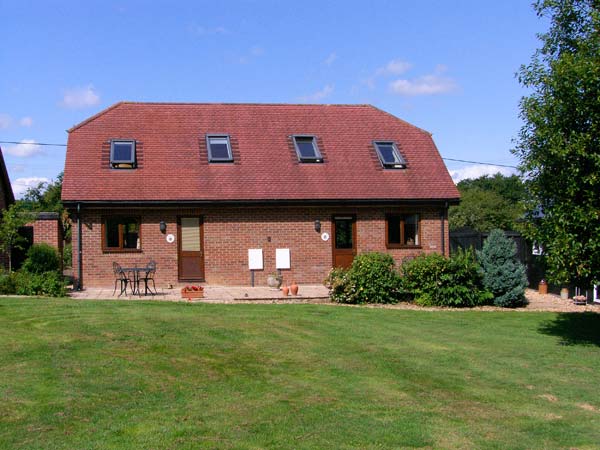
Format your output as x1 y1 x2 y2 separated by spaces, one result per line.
181 218 201 251
208 137 231 160
377 144 398 164
335 219 353 249
296 137 317 158
387 216 401 244
105 217 140 250
404 214 419 246
112 142 133 162
105 218 120 248
122 220 140 249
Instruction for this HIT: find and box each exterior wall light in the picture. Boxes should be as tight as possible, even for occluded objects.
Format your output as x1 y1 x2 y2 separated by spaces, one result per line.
159 221 167 234
314 219 321 233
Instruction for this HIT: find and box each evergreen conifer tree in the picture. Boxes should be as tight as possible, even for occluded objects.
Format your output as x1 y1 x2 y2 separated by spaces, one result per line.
478 229 528 307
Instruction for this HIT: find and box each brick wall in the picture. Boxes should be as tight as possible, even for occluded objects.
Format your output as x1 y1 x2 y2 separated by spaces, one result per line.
73 204 449 288
31 216 63 252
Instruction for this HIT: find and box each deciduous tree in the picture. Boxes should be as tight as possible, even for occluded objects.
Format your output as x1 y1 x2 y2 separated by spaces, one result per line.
0 204 34 272
514 0 599 287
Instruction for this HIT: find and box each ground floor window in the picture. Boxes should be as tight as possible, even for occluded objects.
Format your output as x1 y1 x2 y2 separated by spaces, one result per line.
386 214 420 248
102 217 141 251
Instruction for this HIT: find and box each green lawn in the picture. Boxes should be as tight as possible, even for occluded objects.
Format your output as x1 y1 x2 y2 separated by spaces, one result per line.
1 299 599 449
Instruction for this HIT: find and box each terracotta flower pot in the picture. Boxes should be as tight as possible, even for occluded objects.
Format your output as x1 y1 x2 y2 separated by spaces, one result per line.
181 285 204 300
282 285 290 296
290 281 299 296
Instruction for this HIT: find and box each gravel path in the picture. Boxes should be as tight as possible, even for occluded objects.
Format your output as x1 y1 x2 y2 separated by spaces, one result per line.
357 289 600 312
522 289 599 312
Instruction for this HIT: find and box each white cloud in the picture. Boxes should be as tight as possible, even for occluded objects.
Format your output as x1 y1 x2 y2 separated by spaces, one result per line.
298 84 334 103
363 59 413 89
324 52 337 66
60 84 100 109
389 74 457 96
10 164 26 173
12 177 50 199
3 139 44 157
375 59 413 76
0 113 12 129
189 24 228 36
238 46 264 64
450 165 516 183
250 46 264 56
19 116 33 127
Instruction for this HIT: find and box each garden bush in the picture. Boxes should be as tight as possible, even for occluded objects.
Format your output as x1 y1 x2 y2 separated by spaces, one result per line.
401 249 493 307
63 243 72 269
478 229 528 307
325 252 403 304
0 271 16 294
0 270 66 297
22 243 61 274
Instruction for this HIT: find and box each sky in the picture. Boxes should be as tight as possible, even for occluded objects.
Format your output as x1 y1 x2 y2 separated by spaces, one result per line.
0 0 548 198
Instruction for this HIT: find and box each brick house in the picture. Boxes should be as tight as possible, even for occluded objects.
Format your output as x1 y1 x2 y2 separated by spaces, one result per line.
62 102 459 288
0 146 64 269
0 146 15 269
0 146 15 212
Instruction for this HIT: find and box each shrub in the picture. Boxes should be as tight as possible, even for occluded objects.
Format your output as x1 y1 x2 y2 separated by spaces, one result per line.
13 271 67 297
325 252 403 304
63 243 72 268
478 229 528 307
0 271 16 294
401 249 493 307
22 243 61 274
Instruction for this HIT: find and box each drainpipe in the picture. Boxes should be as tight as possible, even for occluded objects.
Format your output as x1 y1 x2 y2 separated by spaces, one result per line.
77 203 83 291
440 202 447 257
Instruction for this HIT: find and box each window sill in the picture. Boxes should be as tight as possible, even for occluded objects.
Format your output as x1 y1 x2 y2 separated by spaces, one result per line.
386 244 422 249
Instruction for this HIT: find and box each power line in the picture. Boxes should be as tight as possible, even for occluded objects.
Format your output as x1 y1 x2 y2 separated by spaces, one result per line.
442 157 518 169
0 140 67 147
0 140 519 169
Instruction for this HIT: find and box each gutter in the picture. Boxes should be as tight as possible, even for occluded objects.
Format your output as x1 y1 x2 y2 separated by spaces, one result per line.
63 198 461 208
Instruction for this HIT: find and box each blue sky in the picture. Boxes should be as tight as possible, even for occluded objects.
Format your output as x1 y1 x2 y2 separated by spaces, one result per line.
0 1 547 197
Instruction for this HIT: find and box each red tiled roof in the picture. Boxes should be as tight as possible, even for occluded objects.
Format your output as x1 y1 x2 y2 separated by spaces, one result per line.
62 102 459 203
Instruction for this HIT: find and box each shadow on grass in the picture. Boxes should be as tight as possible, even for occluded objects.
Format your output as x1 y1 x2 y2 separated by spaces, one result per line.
538 312 600 347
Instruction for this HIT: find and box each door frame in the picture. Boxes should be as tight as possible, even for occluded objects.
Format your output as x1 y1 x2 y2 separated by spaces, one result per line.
177 216 205 282
331 214 357 268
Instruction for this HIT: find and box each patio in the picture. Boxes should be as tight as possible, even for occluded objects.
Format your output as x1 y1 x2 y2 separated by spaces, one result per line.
69 284 331 303
67 286 600 312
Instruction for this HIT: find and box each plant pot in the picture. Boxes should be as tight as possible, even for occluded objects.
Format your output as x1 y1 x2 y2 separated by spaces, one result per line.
282 285 290 296
538 279 548 295
181 286 204 300
290 281 299 296
560 287 569 300
267 274 282 289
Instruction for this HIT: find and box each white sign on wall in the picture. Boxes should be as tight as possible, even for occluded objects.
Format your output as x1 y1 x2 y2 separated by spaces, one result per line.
248 249 263 270
276 248 291 269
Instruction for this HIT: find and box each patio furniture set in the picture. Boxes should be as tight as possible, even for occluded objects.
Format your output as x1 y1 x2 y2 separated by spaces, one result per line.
112 261 158 297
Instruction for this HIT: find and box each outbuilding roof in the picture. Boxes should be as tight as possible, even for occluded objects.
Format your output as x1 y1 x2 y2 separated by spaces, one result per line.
62 102 459 204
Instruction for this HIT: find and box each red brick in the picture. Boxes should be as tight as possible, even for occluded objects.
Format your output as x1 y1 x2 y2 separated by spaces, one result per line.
74 205 448 287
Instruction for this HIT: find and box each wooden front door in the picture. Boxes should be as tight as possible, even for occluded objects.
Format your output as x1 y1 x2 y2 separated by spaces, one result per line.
332 216 356 269
178 217 205 281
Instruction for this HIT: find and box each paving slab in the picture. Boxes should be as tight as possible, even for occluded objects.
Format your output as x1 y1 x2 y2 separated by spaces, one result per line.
69 284 330 303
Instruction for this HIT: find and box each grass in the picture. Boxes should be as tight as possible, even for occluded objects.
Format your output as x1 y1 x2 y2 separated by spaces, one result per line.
1 299 599 449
